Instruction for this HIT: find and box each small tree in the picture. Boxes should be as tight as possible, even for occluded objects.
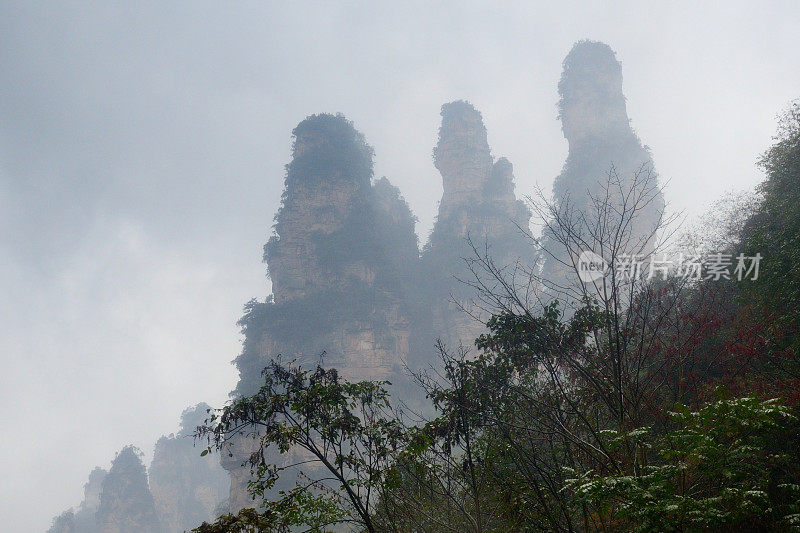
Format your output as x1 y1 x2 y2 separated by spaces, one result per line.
195 361 406 532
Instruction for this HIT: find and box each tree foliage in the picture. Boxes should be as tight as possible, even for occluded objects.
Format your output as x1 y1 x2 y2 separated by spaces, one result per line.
197 361 406 532
567 395 800 532
742 101 800 355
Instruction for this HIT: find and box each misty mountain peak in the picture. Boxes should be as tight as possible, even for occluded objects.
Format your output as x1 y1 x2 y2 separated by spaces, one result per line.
434 100 495 218
558 40 630 143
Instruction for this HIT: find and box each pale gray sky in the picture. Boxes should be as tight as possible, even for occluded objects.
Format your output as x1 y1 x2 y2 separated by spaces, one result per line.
1 2 798 531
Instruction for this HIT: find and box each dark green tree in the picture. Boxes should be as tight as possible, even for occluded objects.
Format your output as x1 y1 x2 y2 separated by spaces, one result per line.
742 101 800 357
566 395 800 532
196 361 406 532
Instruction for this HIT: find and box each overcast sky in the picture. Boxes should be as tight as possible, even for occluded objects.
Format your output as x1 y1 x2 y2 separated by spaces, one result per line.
1 2 798 531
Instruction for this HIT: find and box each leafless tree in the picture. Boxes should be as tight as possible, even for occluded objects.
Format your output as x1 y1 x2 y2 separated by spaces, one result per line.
393 166 729 531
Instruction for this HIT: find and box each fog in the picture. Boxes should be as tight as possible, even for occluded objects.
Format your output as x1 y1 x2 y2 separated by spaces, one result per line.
1 2 798 531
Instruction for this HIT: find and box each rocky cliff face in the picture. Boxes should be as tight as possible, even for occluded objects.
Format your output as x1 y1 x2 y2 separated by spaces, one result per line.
148 404 229 532
95 447 161 533
225 113 419 512
542 41 665 287
234 114 418 391
220 105 536 513
421 101 533 350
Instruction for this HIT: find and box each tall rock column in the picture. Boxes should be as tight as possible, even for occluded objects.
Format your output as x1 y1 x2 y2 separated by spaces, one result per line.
95 447 162 533
224 113 418 512
435 101 495 219
420 101 534 354
541 41 665 289
149 404 229 532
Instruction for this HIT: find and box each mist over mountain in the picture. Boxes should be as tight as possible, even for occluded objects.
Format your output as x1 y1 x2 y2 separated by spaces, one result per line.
5 5 792 529
47 39 669 532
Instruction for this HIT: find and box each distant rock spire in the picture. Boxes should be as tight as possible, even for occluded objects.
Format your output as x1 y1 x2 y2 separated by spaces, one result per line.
554 40 662 207
238 112 416 390
434 101 495 218
558 40 631 147
542 41 664 284
149 404 228 533
95 446 162 533
265 113 376 304
423 101 533 349
51 466 106 533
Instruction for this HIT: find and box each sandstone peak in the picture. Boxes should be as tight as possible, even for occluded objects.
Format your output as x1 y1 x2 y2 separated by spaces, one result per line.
149 404 228 533
434 101 494 217
558 40 630 144
96 446 162 533
290 113 373 177
543 40 664 289
267 113 377 303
